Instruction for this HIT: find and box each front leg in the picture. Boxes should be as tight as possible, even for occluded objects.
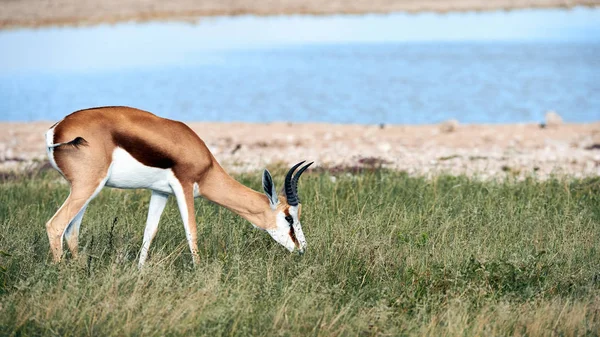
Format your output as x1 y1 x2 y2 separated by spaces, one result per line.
138 191 169 268
169 175 199 266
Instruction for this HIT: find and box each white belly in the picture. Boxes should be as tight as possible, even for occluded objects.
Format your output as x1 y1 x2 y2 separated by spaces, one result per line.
106 147 174 194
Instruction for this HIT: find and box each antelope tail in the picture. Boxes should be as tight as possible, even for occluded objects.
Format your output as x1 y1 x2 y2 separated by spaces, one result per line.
47 137 88 149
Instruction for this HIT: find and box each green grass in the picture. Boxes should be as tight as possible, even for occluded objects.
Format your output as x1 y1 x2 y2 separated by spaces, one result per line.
1 169 599 336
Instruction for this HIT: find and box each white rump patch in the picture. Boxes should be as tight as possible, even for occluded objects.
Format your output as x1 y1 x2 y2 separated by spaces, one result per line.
45 127 63 175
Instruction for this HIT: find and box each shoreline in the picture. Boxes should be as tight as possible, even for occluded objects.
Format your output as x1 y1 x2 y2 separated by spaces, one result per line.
1 1 599 29
1 121 598 180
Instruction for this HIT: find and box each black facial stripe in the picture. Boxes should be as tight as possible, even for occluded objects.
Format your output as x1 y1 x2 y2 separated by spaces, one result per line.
284 213 299 247
289 223 299 245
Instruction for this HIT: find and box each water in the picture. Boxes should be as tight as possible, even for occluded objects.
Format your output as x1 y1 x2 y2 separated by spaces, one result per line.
1 10 599 124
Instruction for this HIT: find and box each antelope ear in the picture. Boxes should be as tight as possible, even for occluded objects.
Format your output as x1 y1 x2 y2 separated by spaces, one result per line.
262 169 279 209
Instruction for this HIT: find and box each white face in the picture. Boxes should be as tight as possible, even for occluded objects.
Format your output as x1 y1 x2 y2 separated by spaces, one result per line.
266 206 307 254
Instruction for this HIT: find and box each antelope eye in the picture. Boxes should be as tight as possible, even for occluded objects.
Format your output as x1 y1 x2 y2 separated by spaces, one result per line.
284 215 294 225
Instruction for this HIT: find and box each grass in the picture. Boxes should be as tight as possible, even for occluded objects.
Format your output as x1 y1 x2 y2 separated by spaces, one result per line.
0 169 599 336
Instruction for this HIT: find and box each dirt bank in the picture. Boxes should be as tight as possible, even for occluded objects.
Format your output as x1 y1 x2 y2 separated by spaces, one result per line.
1 121 599 180
1 0 599 29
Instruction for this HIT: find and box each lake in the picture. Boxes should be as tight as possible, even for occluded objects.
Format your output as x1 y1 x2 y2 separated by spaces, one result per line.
1 9 599 124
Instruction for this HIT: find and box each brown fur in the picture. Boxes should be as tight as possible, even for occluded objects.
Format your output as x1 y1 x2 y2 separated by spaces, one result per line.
46 106 288 263
53 106 211 175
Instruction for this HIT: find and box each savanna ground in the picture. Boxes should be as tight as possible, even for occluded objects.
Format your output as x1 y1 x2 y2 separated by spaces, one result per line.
2 0 599 29
0 167 599 336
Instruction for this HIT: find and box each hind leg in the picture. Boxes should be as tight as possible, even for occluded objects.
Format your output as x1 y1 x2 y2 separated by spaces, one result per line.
46 178 107 262
63 204 88 258
46 128 113 262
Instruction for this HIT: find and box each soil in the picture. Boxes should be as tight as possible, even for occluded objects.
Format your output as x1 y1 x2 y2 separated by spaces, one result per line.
1 120 599 180
1 0 599 29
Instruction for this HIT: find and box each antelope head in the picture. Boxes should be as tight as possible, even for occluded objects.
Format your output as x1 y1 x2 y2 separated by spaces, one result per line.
262 161 313 254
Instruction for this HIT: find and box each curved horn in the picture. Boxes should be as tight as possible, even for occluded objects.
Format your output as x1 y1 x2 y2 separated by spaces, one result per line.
292 162 313 200
285 161 305 206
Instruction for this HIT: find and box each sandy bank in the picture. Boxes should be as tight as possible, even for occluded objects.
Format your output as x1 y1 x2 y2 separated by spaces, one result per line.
1 121 599 180
1 0 599 29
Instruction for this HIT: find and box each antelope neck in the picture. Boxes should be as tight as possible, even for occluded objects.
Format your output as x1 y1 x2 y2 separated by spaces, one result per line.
198 165 274 230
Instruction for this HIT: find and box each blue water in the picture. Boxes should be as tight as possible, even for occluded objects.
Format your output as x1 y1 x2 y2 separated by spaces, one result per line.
1 10 599 123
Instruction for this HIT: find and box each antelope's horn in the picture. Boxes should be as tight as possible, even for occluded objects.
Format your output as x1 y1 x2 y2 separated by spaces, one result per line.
285 161 305 206
292 162 314 199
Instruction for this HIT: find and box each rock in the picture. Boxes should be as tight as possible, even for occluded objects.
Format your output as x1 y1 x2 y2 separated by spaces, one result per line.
440 119 459 133
545 111 563 127
377 142 392 153
5 148 13 160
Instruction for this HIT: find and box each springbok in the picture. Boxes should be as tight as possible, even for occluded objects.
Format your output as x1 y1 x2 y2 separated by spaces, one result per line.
44 106 312 267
